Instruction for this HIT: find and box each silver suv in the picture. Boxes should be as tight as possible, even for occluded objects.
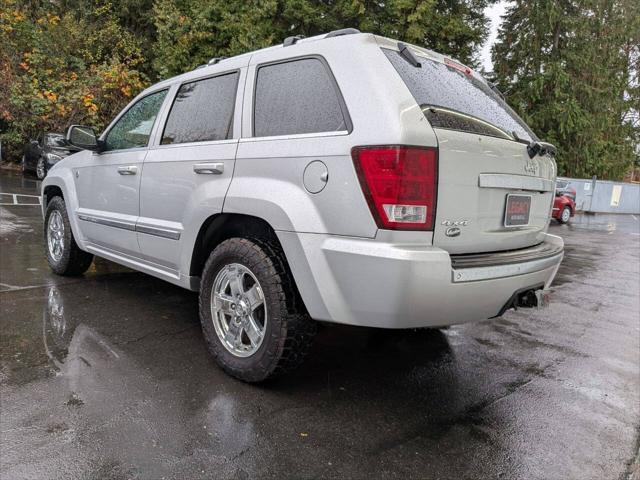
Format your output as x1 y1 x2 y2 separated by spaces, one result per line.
41 30 564 382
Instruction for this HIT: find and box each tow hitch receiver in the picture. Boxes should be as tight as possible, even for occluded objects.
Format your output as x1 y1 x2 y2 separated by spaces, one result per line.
494 285 551 318
516 287 551 310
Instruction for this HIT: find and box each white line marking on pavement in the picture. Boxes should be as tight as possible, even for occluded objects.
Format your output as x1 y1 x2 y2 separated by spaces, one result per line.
0 283 44 291
0 192 42 206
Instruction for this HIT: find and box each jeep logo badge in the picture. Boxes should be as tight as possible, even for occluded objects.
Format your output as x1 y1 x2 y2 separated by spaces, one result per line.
445 227 461 237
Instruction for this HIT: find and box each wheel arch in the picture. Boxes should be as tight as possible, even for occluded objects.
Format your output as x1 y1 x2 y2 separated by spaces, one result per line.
190 213 282 276
41 174 86 250
43 185 64 205
189 213 308 313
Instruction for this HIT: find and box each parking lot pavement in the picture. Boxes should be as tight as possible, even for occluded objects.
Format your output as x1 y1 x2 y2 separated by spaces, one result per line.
1 171 639 480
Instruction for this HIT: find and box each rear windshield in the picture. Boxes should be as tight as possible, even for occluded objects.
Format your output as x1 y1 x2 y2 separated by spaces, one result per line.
383 49 537 142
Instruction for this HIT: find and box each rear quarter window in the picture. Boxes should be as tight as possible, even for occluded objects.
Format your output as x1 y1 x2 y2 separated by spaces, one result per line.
161 72 239 145
383 49 537 142
253 58 349 137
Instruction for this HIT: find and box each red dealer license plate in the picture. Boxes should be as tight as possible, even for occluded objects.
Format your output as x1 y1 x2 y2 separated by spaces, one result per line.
504 194 531 227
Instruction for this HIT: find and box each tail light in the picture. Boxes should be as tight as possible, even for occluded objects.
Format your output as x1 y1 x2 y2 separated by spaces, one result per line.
352 145 438 230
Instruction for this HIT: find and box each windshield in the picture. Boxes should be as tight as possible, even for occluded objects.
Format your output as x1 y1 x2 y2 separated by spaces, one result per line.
383 48 537 142
46 134 67 148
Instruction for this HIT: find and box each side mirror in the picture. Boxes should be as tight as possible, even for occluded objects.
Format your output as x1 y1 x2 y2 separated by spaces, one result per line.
66 125 103 151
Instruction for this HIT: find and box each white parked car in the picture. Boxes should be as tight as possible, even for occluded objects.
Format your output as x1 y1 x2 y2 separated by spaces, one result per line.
42 29 563 382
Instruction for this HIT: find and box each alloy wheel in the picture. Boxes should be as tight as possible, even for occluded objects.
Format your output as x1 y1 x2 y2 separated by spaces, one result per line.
210 263 267 357
36 158 46 180
47 210 65 262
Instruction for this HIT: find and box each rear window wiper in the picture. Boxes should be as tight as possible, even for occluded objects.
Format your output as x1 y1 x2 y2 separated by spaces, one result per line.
512 131 557 158
398 42 421 68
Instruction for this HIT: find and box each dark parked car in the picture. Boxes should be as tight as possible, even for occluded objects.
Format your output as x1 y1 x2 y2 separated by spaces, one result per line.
22 132 78 180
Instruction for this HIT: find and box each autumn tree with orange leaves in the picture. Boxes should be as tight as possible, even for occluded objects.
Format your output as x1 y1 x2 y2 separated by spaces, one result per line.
0 1 148 161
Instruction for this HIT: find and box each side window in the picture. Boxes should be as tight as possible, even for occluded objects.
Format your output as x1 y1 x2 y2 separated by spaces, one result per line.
161 72 239 145
104 90 168 151
253 58 347 137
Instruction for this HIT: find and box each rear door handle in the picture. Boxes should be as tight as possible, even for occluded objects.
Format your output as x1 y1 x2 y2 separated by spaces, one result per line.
117 166 138 175
193 163 224 175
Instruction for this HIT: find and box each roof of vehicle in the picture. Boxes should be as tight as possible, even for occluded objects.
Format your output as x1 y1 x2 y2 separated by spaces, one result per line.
146 31 371 92
142 30 475 95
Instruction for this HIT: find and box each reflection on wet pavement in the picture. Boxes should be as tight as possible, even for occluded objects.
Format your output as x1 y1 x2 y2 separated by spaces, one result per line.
1 171 639 480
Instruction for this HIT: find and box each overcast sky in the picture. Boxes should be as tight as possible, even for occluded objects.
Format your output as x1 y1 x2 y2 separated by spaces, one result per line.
479 1 509 72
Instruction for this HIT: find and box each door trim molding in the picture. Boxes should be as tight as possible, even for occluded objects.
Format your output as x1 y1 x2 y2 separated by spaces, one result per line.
78 213 181 240
135 224 181 240
77 213 136 231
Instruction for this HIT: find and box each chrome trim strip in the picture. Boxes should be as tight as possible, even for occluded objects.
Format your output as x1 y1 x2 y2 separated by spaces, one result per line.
452 253 563 283
78 214 181 240
78 214 136 231
239 130 349 143
478 173 554 192
136 224 181 240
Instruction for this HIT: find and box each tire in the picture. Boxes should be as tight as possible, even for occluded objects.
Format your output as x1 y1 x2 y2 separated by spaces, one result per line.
559 206 571 224
36 157 46 180
199 237 316 382
44 196 93 276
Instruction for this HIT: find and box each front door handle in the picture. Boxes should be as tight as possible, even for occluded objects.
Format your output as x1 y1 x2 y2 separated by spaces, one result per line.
117 166 138 175
193 163 224 175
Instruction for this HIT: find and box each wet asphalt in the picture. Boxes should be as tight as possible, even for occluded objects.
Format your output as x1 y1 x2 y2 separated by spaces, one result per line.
0 171 639 480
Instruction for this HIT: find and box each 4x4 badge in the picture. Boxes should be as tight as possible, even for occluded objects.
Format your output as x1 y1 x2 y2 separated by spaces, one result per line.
441 219 469 227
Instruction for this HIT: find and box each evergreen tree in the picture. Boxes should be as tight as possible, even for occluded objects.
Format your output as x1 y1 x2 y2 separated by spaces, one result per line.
492 0 639 180
152 0 495 79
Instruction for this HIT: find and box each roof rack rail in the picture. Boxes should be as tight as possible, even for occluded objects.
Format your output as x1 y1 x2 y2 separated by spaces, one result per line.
207 56 226 66
193 56 227 70
325 28 360 38
283 35 304 47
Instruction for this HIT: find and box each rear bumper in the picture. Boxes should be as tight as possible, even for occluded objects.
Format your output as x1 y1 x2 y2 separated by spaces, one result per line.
278 231 564 329
450 239 564 282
